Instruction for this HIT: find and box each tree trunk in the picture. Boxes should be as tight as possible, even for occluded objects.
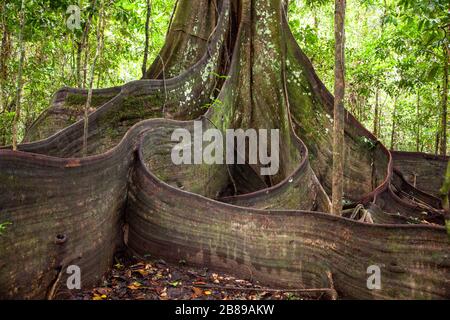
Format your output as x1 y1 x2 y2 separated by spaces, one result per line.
435 131 440 156
82 32 90 88
332 0 346 215
77 0 97 88
0 2 9 146
83 1 105 156
373 87 379 137
12 0 26 151
142 0 152 78
440 43 448 156
0 1 7 112
390 96 398 151
416 91 420 152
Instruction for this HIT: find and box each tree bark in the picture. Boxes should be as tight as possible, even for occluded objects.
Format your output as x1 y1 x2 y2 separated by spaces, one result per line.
12 0 26 151
390 96 398 151
0 2 9 146
416 90 420 152
332 0 346 216
83 1 105 156
82 33 90 88
77 0 97 89
440 43 448 156
373 87 379 137
435 131 440 156
142 0 152 78
0 1 7 112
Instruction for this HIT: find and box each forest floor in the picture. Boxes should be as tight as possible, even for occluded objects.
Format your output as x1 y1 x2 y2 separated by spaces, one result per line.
66 253 330 300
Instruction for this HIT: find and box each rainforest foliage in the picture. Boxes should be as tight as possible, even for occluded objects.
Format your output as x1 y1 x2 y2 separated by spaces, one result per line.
0 0 448 155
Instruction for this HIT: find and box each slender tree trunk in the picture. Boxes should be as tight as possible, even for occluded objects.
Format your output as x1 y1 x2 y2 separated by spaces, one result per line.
372 3 387 139
12 0 26 151
309 9 318 65
416 91 420 152
390 96 398 151
313 10 318 30
77 0 97 88
284 0 289 19
378 117 381 141
0 1 10 114
440 43 448 156
378 96 384 140
76 44 83 88
142 0 152 78
0 2 9 146
332 0 346 216
373 87 379 137
82 33 90 88
71 33 77 86
0 2 5 112
60 46 67 84
435 132 440 156
83 0 105 156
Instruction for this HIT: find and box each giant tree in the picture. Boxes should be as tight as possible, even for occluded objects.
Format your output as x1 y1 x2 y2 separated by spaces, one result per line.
0 0 449 300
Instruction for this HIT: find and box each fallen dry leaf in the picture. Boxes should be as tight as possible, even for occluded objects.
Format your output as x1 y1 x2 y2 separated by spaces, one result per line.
92 293 107 300
134 269 149 277
127 282 142 290
160 287 168 299
192 287 203 298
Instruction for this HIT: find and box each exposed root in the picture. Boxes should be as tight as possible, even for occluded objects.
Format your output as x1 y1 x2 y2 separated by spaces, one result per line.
46 266 64 300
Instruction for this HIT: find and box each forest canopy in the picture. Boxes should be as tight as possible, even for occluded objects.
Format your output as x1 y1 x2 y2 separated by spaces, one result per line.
0 0 448 154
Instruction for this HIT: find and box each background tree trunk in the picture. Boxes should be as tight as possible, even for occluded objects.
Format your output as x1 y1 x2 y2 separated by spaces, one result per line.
77 0 97 89
0 1 10 146
12 0 26 151
435 131 440 156
440 43 448 156
390 96 398 151
0 1 7 112
373 87 379 137
332 0 346 216
416 91 420 152
83 1 105 156
441 160 450 211
142 0 152 78
82 33 91 88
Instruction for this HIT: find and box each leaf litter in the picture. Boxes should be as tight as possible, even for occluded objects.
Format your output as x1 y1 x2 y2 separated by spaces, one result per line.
64 253 330 300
